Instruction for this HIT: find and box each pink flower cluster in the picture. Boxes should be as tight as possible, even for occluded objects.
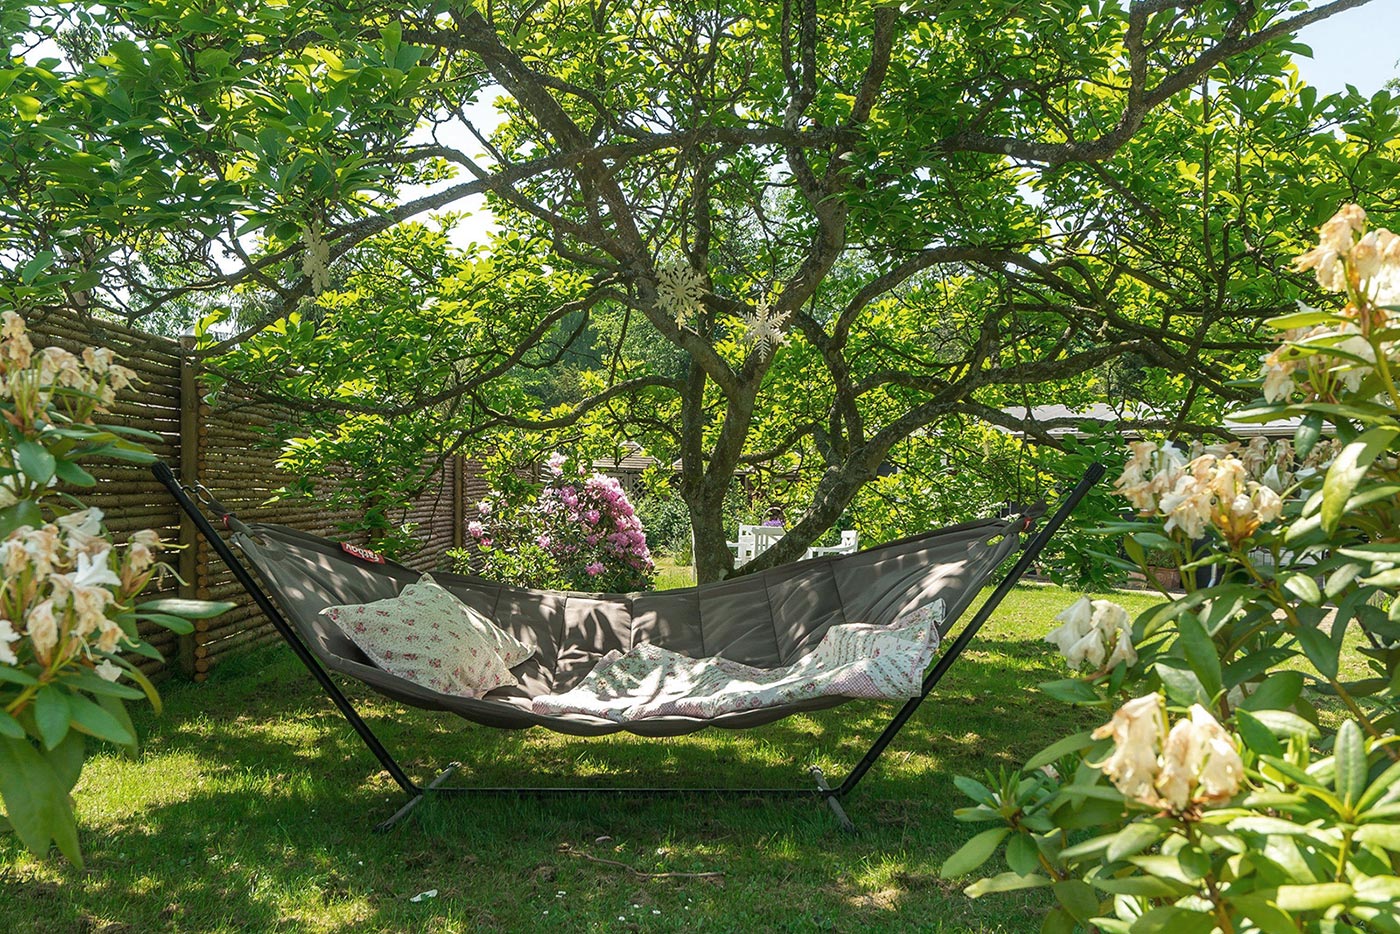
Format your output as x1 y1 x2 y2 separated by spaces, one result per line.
465 453 654 591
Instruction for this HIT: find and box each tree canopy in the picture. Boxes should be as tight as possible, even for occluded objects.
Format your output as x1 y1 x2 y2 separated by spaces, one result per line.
4 0 1398 578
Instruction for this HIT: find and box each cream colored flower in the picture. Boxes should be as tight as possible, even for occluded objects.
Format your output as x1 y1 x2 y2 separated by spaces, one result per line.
57 508 104 546
1155 705 1244 810
69 548 122 589
1354 230 1384 280
71 586 111 639
1154 716 1199 811
94 614 124 653
1047 597 1136 673
0 617 19 666
108 364 137 392
95 659 122 682
0 310 25 341
1252 484 1283 524
1093 694 1167 804
81 346 113 376
20 525 63 577
1196 719 1246 803
25 600 58 662
1160 474 1211 539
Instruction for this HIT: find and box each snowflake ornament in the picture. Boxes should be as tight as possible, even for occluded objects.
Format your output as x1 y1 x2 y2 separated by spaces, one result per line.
742 295 790 356
654 259 706 327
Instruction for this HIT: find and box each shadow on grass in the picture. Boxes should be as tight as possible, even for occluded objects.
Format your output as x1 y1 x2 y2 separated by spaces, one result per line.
4 628 1089 933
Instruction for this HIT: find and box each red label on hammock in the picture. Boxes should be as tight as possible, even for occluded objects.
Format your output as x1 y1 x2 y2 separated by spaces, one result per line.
340 542 385 564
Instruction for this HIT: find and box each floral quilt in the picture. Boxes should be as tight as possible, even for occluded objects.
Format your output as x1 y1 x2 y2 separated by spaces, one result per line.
532 600 944 721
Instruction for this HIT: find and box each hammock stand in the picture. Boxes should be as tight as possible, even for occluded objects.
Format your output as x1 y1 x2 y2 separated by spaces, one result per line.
154 461 1103 832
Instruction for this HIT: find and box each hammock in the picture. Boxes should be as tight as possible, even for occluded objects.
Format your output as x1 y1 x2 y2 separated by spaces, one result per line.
154 461 1103 831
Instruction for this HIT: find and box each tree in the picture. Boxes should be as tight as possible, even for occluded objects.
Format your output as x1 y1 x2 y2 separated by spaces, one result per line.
4 1 1396 580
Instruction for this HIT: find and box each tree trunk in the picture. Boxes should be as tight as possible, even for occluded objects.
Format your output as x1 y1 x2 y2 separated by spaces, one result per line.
686 479 734 584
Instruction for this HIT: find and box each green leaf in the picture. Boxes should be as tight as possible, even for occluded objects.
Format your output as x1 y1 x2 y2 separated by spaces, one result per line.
94 694 139 757
66 694 134 748
1041 907 1076 934
963 871 1050 898
20 251 54 284
0 666 38 686
1005 832 1039 875
0 710 24 739
1353 875 1400 905
60 667 144 701
1296 624 1341 680
135 598 235 620
15 440 56 485
46 730 85 793
1334 720 1367 811
1233 894 1301 934
0 736 82 866
1092 875 1189 897
1275 882 1352 911
1251 709 1321 740
1039 678 1100 705
1294 410 1325 459
0 499 43 536
1051 879 1099 923
1321 427 1400 534
1107 820 1165 862
1354 824 1400 849
1281 572 1322 606
1234 709 1284 758
941 827 1010 878
33 686 70 750
1025 732 1093 771
1175 613 1222 699
134 611 195 635
52 459 96 488
1129 906 1217 934
1155 661 1209 707
1240 671 1304 712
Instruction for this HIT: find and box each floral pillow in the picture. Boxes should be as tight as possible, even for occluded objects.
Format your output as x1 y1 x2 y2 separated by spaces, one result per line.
420 573 535 667
320 575 533 697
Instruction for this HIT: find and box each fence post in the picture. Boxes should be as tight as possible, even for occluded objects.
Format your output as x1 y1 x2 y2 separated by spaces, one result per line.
176 336 201 677
451 455 465 549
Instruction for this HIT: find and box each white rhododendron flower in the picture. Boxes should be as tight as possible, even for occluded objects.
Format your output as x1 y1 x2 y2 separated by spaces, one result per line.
25 600 58 661
95 659 122 682
1046 597 1137 674
1092 694 1167 804
1115 442 1186 514
0 618 19 666
69 549 124 589
1093 698 1244 812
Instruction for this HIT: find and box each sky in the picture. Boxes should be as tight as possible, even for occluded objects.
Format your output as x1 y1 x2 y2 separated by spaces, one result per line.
1292 0 1400 95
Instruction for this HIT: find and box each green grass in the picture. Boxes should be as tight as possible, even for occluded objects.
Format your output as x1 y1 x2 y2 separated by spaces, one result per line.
2 585 1164 933
652 557 696 590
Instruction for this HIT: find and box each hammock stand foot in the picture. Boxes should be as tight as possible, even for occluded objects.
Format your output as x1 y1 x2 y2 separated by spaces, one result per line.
811 767 855 833
375 762 462 833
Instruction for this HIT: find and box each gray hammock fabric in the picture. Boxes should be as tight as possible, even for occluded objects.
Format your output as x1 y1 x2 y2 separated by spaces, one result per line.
231 515 1024 738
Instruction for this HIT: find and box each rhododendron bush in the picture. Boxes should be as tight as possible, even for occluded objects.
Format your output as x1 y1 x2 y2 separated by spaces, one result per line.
457 452 655 593
942 207 1400 933
0 314 230 866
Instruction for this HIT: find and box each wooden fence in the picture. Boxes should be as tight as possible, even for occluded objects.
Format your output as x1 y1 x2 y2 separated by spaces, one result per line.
26 312 477 682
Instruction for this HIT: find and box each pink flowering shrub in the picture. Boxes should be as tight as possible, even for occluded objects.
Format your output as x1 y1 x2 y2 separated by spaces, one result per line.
458 452 655 592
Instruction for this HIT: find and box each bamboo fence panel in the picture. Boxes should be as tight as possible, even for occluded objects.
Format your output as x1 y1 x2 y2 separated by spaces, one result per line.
26 313 472 682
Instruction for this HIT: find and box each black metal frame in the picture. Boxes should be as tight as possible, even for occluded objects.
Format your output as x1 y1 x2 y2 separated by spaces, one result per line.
153 460 1104 832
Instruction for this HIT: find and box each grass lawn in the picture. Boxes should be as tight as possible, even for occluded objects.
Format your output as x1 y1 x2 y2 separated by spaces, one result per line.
2 584 1165 933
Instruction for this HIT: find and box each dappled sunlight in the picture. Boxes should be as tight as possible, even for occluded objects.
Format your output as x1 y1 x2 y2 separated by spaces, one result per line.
4 583 1145 932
